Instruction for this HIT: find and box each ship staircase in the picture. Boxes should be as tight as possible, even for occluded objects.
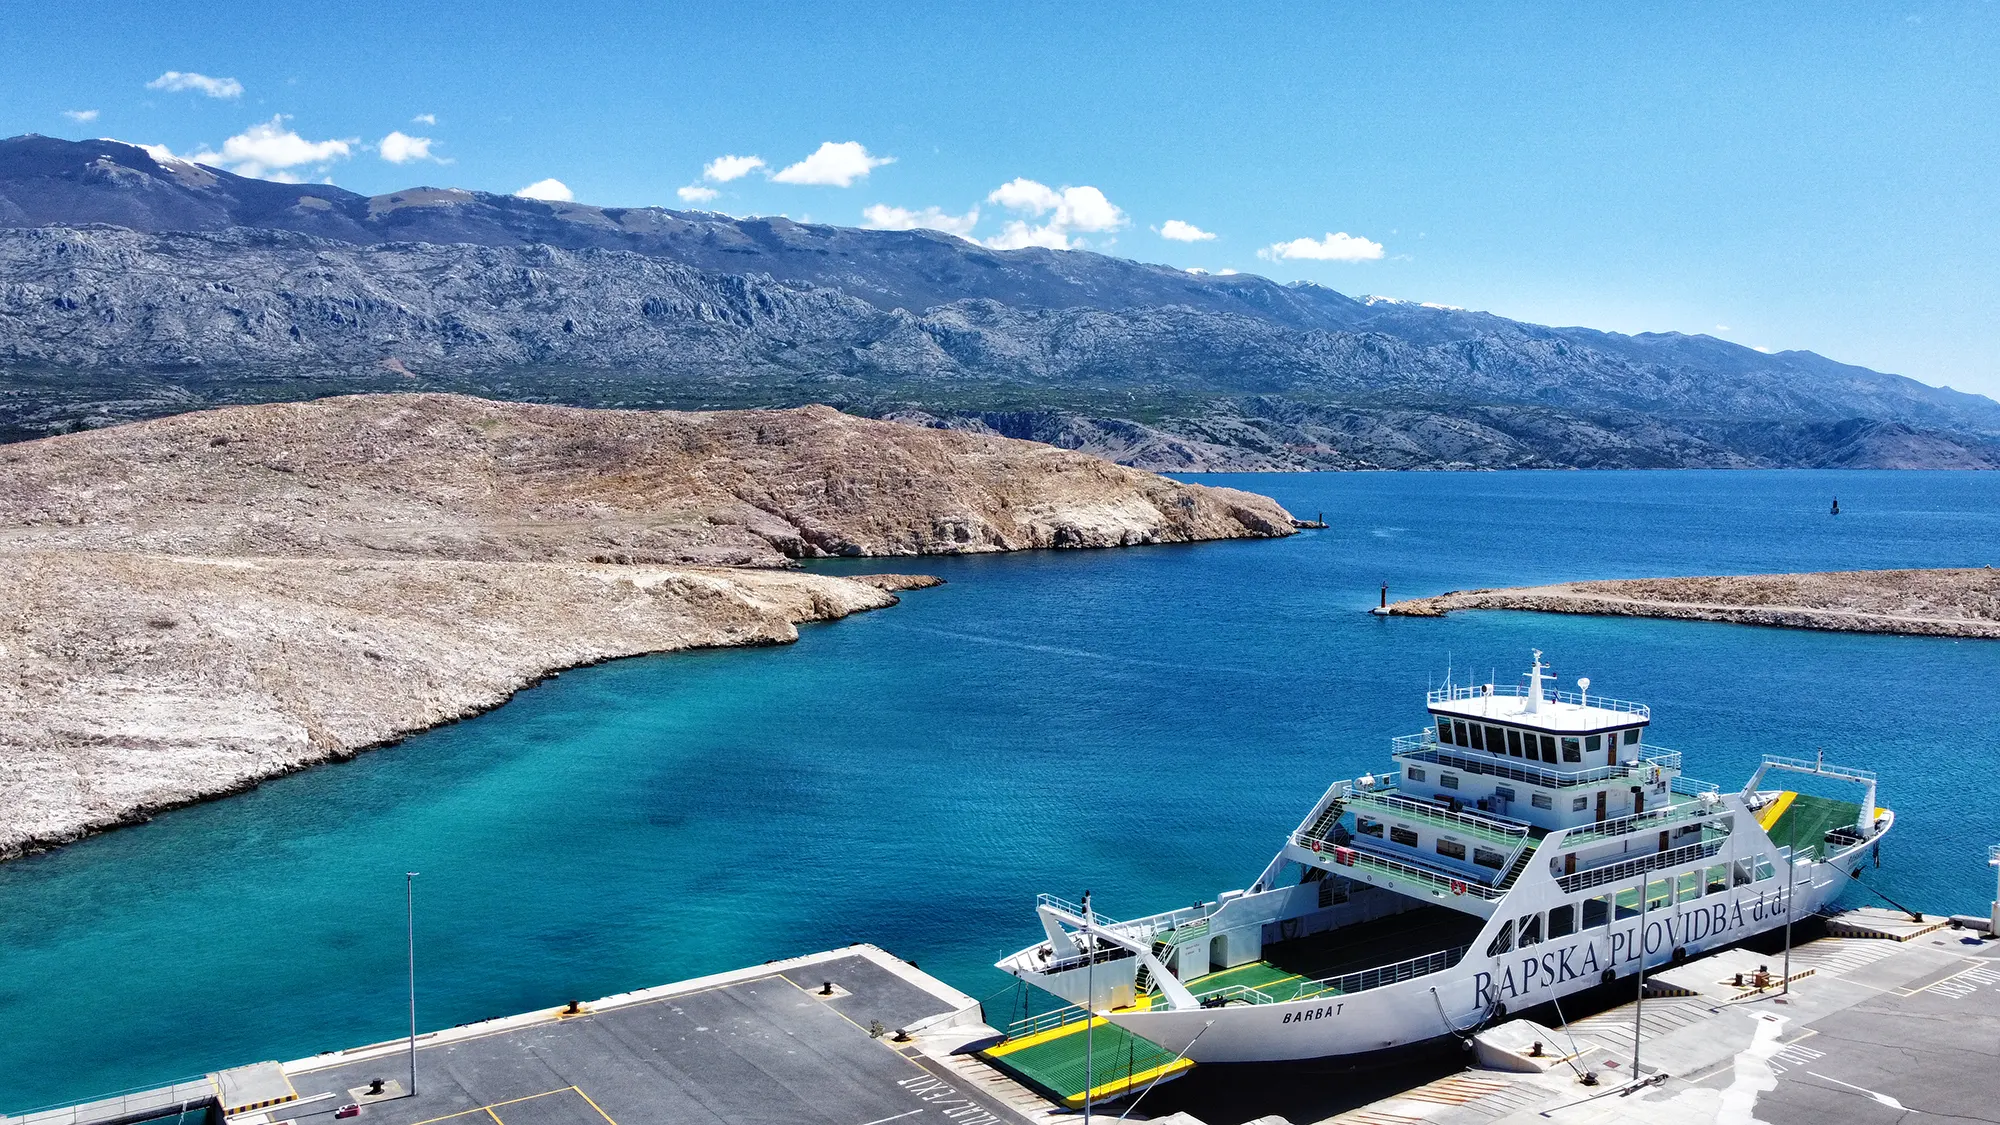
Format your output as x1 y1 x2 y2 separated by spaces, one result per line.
978 1002 1193 1109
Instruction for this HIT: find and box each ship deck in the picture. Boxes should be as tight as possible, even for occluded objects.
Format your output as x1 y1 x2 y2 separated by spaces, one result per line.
1177 905 1485 1003
1760 790 1866 855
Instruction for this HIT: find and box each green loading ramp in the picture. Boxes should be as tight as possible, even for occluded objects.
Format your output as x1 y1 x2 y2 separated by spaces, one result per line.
981 1013 1192 1108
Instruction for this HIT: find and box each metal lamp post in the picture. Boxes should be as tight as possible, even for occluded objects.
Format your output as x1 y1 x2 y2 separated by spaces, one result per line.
406 871 419 1097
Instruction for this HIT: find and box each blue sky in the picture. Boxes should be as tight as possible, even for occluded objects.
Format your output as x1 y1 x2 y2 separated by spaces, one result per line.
5 2 1997 396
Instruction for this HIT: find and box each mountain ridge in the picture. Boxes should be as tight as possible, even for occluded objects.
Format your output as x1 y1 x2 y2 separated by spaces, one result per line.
2 134 1995 469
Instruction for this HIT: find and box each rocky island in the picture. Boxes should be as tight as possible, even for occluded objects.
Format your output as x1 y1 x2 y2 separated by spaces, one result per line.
0 394 1294 859
1381 568 2000 638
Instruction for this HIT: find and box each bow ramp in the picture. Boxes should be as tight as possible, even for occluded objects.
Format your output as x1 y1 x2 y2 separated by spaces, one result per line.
980 1002 1192 1108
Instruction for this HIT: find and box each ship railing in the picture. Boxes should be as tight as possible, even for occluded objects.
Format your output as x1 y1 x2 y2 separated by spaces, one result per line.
1754 754 1877 785
1564 793 1722 845
1671 775 1721 795
1556 837 1728 893
1035 944 1137 977
1037 893 1123 927
1191 945 1473 1007
1007 1001 1094 1039
1428 683 1650 718
1292 832 1506 900
1344 787 1532 848
1392 736 1683 788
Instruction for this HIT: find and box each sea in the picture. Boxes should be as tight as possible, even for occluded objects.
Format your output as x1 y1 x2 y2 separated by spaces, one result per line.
2 469 1998 1110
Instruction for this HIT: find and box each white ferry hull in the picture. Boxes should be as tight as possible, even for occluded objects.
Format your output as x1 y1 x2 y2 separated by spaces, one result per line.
1107 851 1864 1064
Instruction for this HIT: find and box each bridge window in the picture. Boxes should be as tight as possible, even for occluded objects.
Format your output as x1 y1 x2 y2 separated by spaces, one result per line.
1453 720 1469 746
1532 793 1553 810
1436 839 1466 861
1540 735 1558 763
1585 734 1601 753
1518 912 1543 946
1390 825 1420 847
1506 729 1524 757
1561 737 1582 762
1486 919 1514 956
1624 729 1641 745
1548 904 1576 939
1582 895 1610 928
1437 719 1451 743
1468 724 1485 750
1473 847 1506 870
1486 725 1507 753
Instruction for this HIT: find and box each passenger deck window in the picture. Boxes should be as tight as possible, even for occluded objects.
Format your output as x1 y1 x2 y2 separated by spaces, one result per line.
1486 919 1515 956
1436 839 1467 860
1473 847 1506 870
1582 895 1610 928
1495 786 1517 802
1548 904 1576 938
1572 796 1589 812
1390 825 1420 847
1356 817 1384 838
1407 766 1426 783
1532 793 1553 810
1507 729 1524 757
1440 773 1460 790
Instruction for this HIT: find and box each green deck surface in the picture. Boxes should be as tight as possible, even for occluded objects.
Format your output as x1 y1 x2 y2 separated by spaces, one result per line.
1179 905 1484 1003
982 1019 1185 1106
1768 792 1864 856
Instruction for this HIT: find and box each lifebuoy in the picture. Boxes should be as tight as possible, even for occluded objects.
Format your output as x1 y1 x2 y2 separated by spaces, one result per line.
1450 880 1467 896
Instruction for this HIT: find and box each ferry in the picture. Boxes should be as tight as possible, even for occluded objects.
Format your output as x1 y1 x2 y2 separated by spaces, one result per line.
990 652 1891 1090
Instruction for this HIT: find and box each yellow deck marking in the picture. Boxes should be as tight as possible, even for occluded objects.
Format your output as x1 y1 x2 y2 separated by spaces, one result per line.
1065 1056 1197 1106
485 1108 505 1125
984 1015 1104 1056
402 1089 578 1125
571 1088 620 1125
1757 791 1797 832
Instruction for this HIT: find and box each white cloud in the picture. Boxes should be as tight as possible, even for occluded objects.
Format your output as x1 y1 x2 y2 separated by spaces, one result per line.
1217 268 1240 275
189 116 355 180
771 141 892 187
63 109 99 123
1714 324 1731 332
677 184 720 204
516 178 574 201
147 71 243 99
378 131 435 164
981 178 1126 250
860 203 979 237
1158 219 1215 242
703 154 766 182
412 113 437 125
1257 231 1385 263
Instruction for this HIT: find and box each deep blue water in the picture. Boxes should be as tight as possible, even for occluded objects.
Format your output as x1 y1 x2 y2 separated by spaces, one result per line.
3 469 1999 1108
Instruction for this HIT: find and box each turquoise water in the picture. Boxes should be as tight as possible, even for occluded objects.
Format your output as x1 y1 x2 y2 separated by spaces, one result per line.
2 469 1999 1108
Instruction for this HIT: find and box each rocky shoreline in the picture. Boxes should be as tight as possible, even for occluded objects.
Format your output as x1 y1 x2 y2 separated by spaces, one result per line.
0 394 1294 861
1380 568 2000 639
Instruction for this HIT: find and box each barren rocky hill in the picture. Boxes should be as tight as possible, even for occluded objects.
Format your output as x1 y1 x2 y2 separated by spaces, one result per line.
1382 568 2000 638
0 393 1295 565
0 395 1294 859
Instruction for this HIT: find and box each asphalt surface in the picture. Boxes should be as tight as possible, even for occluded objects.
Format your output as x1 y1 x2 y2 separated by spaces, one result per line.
281 955 1023 1125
